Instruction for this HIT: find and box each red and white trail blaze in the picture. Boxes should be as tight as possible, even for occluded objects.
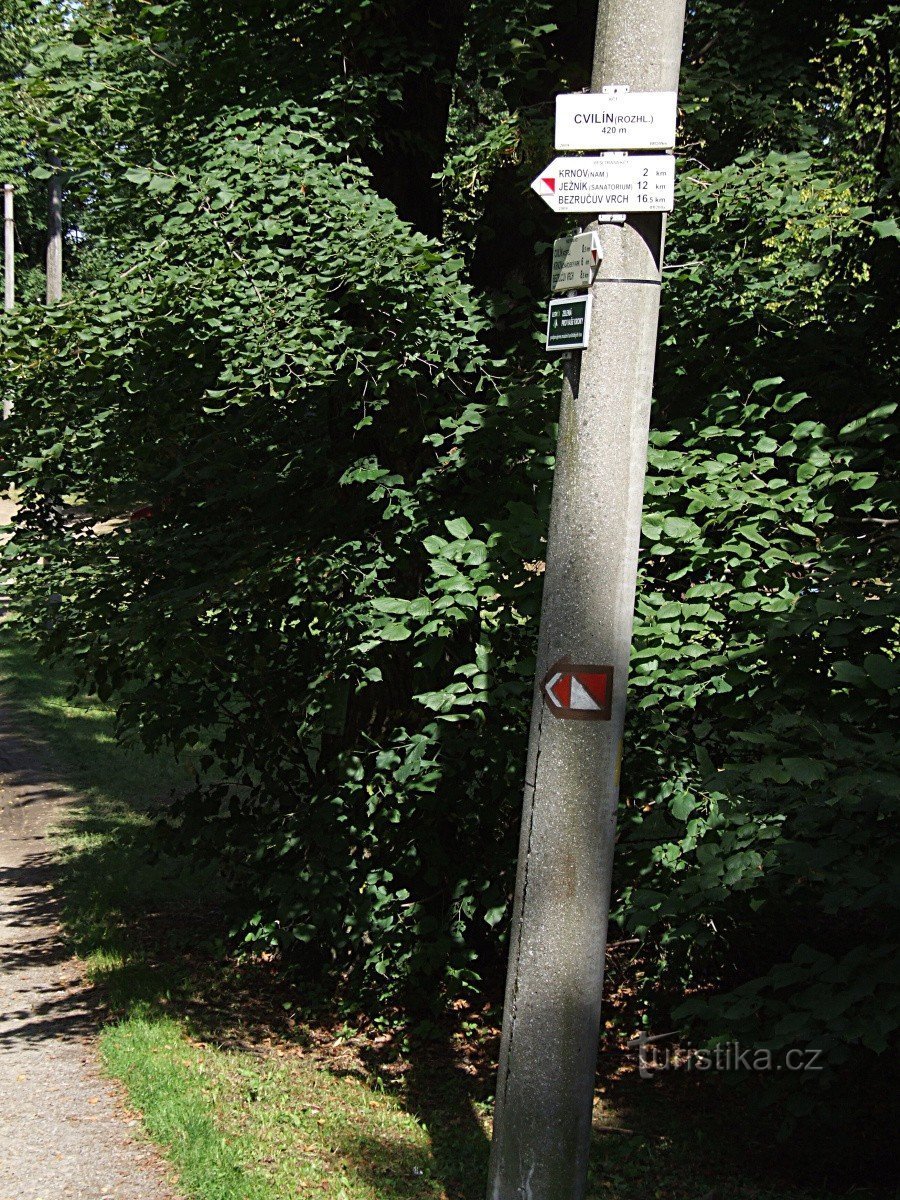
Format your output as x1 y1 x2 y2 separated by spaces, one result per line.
541 661 614 721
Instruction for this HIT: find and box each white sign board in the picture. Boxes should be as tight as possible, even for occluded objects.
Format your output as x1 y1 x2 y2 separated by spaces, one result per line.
555 91 677 151
550 231 602 292
531 155 675 213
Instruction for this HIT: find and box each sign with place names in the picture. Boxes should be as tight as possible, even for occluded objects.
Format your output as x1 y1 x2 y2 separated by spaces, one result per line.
546 294 592 351
555 91 677 150
531 155 675 213
550 231 602 292
542 661 614 720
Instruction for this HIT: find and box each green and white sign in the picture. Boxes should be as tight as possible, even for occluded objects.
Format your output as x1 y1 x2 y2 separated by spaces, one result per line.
546 294 592 351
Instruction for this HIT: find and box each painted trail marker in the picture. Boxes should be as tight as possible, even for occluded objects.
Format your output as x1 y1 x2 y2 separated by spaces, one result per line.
546 294 592 351
532 155 675 213
556 91 677 150
550 231 602 292
542 661 614 721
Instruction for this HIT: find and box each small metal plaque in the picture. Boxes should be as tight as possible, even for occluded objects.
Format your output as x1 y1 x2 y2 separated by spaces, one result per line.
546 294 592 352
550 231 602 292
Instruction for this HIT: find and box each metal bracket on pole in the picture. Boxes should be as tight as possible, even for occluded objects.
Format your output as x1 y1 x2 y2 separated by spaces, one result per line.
593 153 628 225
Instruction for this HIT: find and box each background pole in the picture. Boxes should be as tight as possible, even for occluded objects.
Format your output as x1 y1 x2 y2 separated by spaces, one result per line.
486 1 687 1197
3 183 14 420
46 155 63 304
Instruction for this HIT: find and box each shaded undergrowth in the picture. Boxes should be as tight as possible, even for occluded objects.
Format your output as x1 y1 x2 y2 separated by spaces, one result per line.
0 618 888 1200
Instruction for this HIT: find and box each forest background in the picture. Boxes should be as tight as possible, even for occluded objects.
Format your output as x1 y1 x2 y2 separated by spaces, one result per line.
0 0 897 1146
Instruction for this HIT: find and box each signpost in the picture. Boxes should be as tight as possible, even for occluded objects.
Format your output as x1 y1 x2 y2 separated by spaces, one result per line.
531 154 675 213
556 89 677 150
487 0 687 1196
546 294 592 351
550 231 602 292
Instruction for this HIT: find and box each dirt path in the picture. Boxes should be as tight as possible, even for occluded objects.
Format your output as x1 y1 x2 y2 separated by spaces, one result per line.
0 710 182 1200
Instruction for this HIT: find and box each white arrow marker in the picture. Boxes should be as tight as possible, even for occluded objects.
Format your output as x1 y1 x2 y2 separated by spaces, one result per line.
541 662 614 721
530 155 675 214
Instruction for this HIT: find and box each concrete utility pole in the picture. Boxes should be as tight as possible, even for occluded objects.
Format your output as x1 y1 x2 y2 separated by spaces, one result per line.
486 2 687 1198
3 184 14 420
46 155 63 304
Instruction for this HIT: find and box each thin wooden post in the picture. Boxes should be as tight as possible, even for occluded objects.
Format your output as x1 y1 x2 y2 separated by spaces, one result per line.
3 183 14 420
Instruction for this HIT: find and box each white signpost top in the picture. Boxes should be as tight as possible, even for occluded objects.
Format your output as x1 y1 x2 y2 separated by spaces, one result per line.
555 91 677 151
532 155 675 214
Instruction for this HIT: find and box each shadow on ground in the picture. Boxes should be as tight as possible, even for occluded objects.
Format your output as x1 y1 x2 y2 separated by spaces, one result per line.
0 845 108 1050
2 624 897 1200
350 1027 492 1200
0 713 110 1051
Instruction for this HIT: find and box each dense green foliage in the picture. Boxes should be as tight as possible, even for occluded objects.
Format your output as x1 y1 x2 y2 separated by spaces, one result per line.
1 0 897 1128
0 0 68 299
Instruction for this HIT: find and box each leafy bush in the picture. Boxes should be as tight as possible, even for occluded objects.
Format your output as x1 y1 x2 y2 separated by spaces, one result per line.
2 98 552 1002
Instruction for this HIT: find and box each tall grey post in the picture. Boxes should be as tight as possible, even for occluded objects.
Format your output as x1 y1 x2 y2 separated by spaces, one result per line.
46 157 63 305
3 183 13 420
486 2 686 1197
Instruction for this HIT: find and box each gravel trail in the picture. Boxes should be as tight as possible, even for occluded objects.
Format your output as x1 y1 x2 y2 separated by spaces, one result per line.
0 710 182 1200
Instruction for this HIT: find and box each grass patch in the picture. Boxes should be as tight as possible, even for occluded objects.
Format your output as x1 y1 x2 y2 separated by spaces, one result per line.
102 1019 264 1200
0 620 491 1198
103 1024 490 1200
0 618 887 1200
0 614 185 808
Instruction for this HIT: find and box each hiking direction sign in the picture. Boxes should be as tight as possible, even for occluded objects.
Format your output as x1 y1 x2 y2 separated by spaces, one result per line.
532 155 675 213
550 231 602 292
555 91 677 151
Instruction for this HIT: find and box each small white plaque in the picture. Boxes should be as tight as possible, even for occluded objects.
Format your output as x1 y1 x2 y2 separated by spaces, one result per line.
555 91 677 151
550 231 602 292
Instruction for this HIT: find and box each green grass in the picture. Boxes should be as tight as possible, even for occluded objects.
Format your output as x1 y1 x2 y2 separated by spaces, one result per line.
0 618 885 1200
102 1019 264 1200
102 1022 491 1200
0 618 492 1199
0 616 185 808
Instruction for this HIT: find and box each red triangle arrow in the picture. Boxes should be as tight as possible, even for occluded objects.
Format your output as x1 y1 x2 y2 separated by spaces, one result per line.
574 670 609 708
542 660 614 720
550 673 571 707
542 176 556 192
